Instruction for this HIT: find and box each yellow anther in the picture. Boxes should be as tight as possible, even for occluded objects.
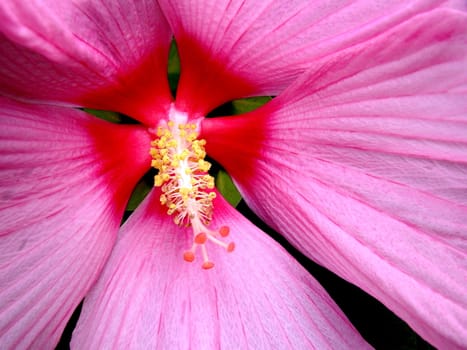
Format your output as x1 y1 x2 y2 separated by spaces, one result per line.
187 132 198 141
193 148 206 159
179 149 189 160
162 155 171 164
154 175 164 187
207 179 215 189
198 159 211 172
151 159 163 168
180 187 190 196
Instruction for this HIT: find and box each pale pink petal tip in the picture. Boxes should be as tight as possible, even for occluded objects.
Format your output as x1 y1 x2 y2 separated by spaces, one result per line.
71 191 370 349
0 97 150 348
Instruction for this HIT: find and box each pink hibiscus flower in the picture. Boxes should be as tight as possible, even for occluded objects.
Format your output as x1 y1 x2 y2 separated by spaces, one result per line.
1 0 466 349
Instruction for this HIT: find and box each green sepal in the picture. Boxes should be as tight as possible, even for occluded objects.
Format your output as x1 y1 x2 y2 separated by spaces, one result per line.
82 108 123 123
126 179 152 211
231 96 272 114
216 169 242 207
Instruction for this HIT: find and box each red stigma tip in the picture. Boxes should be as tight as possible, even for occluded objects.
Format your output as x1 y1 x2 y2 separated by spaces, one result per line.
219 226 230 237
194 232 208 244
183 251 195 262
226 242 235 252
202 261 215 270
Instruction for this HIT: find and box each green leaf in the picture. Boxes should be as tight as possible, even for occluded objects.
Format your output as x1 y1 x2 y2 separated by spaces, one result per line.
216 169 242 207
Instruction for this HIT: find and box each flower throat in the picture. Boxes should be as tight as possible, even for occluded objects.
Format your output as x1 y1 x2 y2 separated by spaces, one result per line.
149 111 234 269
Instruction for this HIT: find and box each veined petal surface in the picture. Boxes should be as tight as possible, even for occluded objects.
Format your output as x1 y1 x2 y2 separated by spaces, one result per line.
0 0 172 124
71 190 370 350
202 10 467 349
159 0 464 115
0 98 150 349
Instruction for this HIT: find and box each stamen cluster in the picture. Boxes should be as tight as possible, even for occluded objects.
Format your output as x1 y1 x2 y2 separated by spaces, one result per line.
150 121 215 226
149 120 234 269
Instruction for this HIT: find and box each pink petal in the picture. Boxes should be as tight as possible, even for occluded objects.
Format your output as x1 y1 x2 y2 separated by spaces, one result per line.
159 0 463 115
0 1 173 124
71 190 370 349
0 97 151 348
202 10 467 349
